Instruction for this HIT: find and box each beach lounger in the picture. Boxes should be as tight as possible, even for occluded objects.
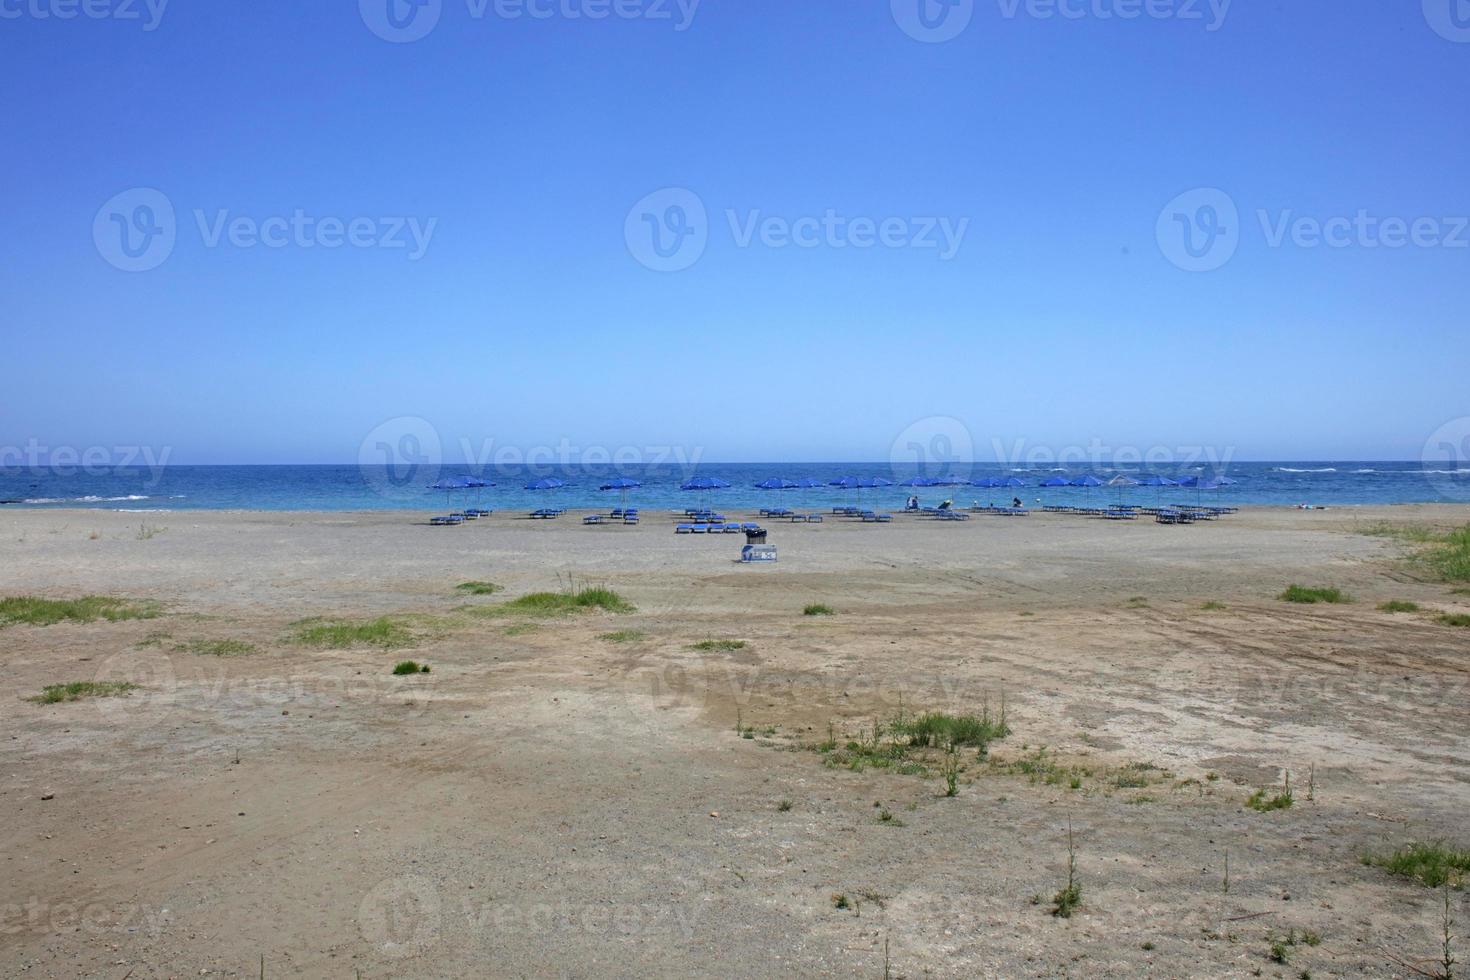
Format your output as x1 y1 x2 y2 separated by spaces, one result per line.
690 523 709 533
862 512 893 523
583 515 604 525
623 514 639 525
676 523 693 533
430 515 462 526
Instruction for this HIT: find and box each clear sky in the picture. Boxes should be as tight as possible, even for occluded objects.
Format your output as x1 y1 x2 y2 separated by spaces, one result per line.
3 0 1467 464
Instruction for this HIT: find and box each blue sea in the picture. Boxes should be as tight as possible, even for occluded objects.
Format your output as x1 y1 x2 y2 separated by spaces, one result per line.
1 462 1468 513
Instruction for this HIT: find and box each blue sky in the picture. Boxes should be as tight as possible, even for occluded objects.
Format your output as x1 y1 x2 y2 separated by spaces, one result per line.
2 0 1467 464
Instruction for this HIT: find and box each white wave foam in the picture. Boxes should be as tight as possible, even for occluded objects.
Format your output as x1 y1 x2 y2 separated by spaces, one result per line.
1423 469 1470 475
23 495 151 504
1275 467 1337 473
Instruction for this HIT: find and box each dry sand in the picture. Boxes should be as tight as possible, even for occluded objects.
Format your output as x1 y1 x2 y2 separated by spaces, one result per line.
2 504 1468 978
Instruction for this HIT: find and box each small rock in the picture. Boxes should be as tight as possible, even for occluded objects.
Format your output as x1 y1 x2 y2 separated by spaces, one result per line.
41 793 54 801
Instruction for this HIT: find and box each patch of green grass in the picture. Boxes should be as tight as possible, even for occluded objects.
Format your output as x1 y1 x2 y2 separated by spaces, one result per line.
29 681 138 704
690 639 747 652
1279 585 1350 604
0 596 160 628
894 710 1009 752
1439 612 1470 627
831 893 849 910
291 617 414 649
1246 778 1295 812
494 586 635 617
597 629 647 643
776 799 793 812
503 623 539 637
454 581 503 596
1366 523 1470 583
802 603 835 616
178 638 256 657
1126 596 1149 608
392 660 431 675
876 807 905 826
1377 600 1420 613
1362 842 1470 888
824 739 928 775
1423 527 1470 579
1361 523 1445 544
1112 762 1164 789
1201 600 1228 611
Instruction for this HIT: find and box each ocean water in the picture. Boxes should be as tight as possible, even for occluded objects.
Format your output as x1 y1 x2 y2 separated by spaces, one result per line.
1 462 1468 513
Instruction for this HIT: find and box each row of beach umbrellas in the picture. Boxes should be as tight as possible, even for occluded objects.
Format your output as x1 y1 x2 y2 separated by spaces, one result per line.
427 473 1236 510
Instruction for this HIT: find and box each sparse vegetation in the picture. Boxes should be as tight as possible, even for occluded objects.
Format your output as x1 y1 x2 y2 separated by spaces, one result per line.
802 603 835 616
831 893 850 910
691 639 747 652
1201 600 1227 611
178 638 256 656
455 581 503 595
392 660 431 675
893 707 1010 753
1378 600 1420 612
291 617 413 649
136 522 166 540
29 681 138 704
1279 585 1350 604
777 799 793 812
1440 613 1470 628
942 749 960 797
1246 772 1295 812
1364 522 1470 583
1362 842 1470 888
1126 596 1149 608
494 586 635 616
1051 819 1081 918
598 629 647 643
0 595 160 628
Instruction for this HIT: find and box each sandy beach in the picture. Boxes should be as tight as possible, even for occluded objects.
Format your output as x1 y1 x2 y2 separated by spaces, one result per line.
2 504 1468 978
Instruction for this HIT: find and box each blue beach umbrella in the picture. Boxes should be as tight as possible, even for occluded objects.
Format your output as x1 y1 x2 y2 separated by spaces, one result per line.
792 477 825 508
599 477 642 510
1107 474 1139 505
1001 477 1027 489
524 477 567 491
681 476 731 511
754 477 797 511
464 475 496 510
897 477 938 488
1070 475 1104 487
1040 476 1070 488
